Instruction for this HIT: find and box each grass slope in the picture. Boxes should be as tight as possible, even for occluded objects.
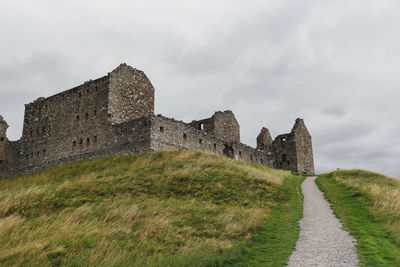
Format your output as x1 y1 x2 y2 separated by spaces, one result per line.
317 170 400 266
0 151 303 266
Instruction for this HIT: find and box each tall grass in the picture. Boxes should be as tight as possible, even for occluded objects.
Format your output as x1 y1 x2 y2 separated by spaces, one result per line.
330 170 400 245
0 151 300 266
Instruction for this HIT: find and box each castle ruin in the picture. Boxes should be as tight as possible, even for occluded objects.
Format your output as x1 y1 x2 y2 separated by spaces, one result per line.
0 64 314 177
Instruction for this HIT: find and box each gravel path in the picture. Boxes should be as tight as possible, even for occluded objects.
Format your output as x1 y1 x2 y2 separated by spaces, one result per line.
287 177 359 267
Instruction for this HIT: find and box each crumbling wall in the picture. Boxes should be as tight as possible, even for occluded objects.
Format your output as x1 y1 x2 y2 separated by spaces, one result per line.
0 116 10 176
272 133 298 171
152 115 227 156
151 115 272 167
190 111 240 143
257 127 273 152
108 64 155 124
272 119 315 173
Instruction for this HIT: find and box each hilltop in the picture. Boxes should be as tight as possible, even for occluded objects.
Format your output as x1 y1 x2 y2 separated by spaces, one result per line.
0 151 304 266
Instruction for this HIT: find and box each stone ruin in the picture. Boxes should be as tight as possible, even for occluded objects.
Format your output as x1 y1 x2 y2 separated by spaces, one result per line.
0 63 315 178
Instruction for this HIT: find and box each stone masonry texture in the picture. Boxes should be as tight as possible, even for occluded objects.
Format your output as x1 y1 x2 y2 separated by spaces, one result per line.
0 64 315 177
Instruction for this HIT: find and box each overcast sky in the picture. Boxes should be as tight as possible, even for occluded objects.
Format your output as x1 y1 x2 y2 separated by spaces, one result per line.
1 0 399 177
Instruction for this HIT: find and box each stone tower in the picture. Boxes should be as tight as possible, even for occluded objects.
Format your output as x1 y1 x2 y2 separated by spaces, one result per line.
107 63 155 124
291 118 314 174
272 118 314 174
0 115 9 175
257 127 273 152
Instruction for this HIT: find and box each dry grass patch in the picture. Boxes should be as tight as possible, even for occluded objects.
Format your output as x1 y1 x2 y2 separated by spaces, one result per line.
0 151 294 266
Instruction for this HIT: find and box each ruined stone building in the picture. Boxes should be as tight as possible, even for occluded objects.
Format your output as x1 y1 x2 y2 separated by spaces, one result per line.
0 64 315 178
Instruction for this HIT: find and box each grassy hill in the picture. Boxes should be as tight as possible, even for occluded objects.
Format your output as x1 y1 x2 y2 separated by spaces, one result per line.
0 151 304 266
317 170 400 266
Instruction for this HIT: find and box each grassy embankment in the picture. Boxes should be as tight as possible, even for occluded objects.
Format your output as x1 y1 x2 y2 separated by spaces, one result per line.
317 170 400 266
0 151 304 266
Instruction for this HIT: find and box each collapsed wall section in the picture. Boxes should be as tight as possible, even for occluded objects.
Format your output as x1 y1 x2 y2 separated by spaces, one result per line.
0 116 11 176
150 115 273 167
190 111 240 143
272 133 298 171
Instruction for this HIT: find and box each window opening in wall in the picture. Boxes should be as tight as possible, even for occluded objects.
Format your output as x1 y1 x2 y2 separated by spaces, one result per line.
87 138 90 145
43 149 46 156
281 138 286 145
183 134 187 140
95 86 98 91
79 92 81 98
0 160 3 164
87 89 90 94
94 136 98 143
73 141 76 147
282 154 287 162
79 139 83 146
250 155 253 162
30 130 32 137
0 137 4 142
85 113 89 119
37 151 40 157
214 143 217 150
287 161 290 165
199 139 203 144
280 161 283 167
198 123 204 130
94 109 97 115
160 127 164 133
239 151 242 157
77 115 80 120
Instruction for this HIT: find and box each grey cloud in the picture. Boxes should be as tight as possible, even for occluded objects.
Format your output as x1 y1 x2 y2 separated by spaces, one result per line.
0 0 400 177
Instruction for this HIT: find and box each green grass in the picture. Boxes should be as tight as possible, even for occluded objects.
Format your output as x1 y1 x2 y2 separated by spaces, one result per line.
231 176 304 266
317 170 400 266
0 151 304 266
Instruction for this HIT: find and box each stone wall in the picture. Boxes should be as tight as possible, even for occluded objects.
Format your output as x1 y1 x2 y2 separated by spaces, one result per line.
108 64 155 124
190 111 240 143
272 119 315 174
7 116 153 176
0 116 10 175
257 127 273 152
272 133 298 171
13 75 111 173
292 119 315 174
151 115 273 167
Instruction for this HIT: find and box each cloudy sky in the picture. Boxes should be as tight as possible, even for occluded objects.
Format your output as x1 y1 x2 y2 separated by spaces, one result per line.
1 0 399 177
